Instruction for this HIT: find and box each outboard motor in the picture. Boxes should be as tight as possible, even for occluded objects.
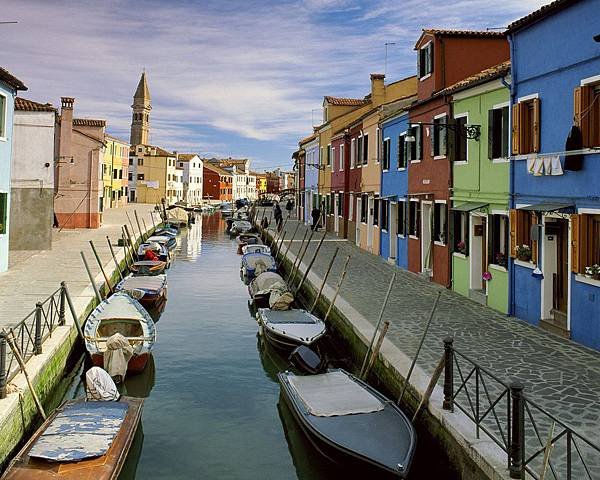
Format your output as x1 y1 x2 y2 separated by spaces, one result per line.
289 345 324 374
85 367 120 401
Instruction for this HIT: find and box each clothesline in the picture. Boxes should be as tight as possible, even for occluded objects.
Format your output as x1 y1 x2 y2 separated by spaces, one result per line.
511 147 600 161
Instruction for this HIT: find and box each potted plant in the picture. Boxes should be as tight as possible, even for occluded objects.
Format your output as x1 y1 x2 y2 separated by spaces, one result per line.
515 244 532 262
456 241 467 255
585 264 600 280
495 252 507 268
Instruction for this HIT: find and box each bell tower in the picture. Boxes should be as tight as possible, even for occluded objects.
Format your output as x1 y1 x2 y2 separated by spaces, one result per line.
130 71 151 146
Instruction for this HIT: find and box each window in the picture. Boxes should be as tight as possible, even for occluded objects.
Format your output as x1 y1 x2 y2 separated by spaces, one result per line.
349 193 354 220
454 116 467 162
113 169 118 179
452 211 470 254
488 106 509 159
337 192 343 216
340 144 344 171
0 94 6 138
327 145 332 167
137 174 145 180
571 214 600 273
409 201 420 237
376 128 381 163
137 158 144 166
320 147 324 167
373 198 379 226
331 146 335 172
398 134 407 169
382 138 391 170
489 214 509 267
0 192 7 234
432 116 447 157
574 84 600 147
128 172 133 181
119 170 123 179
398 201 406 236
408 125 422 162
357 135 363 165
129 158 133 165
509 209 536 262
362 134 369 165
418 42 433 79
512 98 540 154
433 203 447 244
350 139 356 168
381 200 389 231
360 194 368 223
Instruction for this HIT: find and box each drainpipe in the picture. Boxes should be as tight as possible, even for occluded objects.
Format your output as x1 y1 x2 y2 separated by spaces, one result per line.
508 35 517 318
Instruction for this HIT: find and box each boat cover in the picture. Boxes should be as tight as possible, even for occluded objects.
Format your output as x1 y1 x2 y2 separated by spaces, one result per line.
117 274 167 293
92 293 150 321
259 308 318 324
287 370 384 417
167 207 189 223
242 244 270 255
85 367 119 401
29 401 128 462
252 272 285 292
243 253 275 269
232 220 251 229
147 235 172 244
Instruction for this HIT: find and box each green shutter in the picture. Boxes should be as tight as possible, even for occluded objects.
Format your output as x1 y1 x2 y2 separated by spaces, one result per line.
488 109 495 160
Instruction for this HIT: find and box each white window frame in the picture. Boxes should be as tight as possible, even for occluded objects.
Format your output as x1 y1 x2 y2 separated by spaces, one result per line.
363 133 369 166
376 127 381 164
350 139 356 168
490 101 510 163
453 112 469 165
331 146 336 173
398 131 407 170
418 40 433 82
433 199 447 246
383 137 391 172
340 144 344 171
433 113 447 160
409 198 420 239
349 193 354 221
398 198 407 238
0 92 7 141
357 132 363 168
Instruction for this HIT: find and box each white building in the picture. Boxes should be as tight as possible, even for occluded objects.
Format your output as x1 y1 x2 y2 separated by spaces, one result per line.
10 97 56 250
177 153 203 205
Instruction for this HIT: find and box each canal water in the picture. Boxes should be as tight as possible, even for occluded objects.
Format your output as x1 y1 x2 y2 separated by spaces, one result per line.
62 212 453 479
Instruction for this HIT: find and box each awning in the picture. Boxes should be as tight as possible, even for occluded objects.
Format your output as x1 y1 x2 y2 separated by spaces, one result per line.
451 202 488 212
519 202 574 213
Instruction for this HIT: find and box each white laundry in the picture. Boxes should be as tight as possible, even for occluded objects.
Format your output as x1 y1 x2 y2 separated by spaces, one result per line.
543 156 553 175
533 156 543 176
550 155 563 175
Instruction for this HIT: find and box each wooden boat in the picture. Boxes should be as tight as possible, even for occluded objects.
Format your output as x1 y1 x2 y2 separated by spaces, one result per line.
248 272 290 309
278 369 416 478
1 397 144 480
230 220 253 236
129 260 166 276
165 207 189 226
146 234 177 251
241 253 277 283
115 274 168 309
256 308 325 351
235 233 261 254
242 244 271 256
136 241 169 263
84 292 156 375
154 226 178 237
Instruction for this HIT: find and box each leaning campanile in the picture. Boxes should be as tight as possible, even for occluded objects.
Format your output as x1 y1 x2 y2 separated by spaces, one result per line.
130 71 151 146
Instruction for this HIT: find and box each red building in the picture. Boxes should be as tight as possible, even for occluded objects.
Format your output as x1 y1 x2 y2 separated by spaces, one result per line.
203 162 232 201
345 121 365 245
331 130 349 238
407 29 509 287
266 173 279 193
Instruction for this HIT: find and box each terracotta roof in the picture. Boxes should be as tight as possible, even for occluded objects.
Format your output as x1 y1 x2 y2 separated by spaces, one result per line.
150 146 174 157
506 0 576 33
104 134 129 145
0 66 27 91
176 153 200 161
324 96 368 107
203 162 233 177
298 133 317 145
422 28 506 38
15 97 55 112
440 61 511 95
73 118 106 127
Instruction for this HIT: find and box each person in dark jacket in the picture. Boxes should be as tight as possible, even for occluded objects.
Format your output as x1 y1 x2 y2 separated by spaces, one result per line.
274 202 283 231
285 199 293 218
311 205 321 231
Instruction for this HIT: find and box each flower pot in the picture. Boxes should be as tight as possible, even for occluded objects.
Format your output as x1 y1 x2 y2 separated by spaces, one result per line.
517 254 531 262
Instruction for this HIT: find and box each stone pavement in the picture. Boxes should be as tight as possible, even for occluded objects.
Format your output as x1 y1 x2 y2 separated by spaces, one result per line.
0 204 157 329
262 211 600 474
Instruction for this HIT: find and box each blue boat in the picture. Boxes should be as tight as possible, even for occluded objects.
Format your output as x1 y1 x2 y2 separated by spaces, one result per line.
240 252 277 283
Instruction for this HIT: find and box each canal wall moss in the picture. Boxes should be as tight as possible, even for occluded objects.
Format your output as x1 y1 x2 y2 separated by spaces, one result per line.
268 227 508 480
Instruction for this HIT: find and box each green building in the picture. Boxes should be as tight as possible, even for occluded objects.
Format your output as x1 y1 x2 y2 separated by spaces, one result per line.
445 62 511 313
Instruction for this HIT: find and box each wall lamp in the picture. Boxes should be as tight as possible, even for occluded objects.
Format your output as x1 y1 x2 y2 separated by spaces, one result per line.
305 163 326 171
405 122 482 142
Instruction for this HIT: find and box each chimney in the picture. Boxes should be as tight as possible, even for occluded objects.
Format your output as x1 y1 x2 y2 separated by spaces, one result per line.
59 97 74 162
370 73 385 106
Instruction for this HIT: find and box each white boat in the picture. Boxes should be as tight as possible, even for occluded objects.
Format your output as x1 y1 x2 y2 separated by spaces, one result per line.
256 308 326 351
242 244 271 255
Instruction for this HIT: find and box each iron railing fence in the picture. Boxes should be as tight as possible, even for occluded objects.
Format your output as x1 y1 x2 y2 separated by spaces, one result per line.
443 338 600 479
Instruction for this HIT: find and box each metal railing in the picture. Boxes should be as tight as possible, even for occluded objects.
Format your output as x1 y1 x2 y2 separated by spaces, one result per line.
442 337 600 479
0 282 76 399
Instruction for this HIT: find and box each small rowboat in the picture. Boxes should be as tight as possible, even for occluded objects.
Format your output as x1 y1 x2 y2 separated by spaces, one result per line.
278 369 416 478
256 308 325 351
229 220 253 236
129 260 166 276
136 242 169 263
242 244 271 256
154 226 178 237
146 234 176 251
241 253 277 283
115 274 167 309
1 397 143 480
236 233 261 254
84 292 156 375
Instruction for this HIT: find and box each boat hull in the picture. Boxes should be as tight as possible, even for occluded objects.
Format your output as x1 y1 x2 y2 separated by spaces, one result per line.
91 352 150 375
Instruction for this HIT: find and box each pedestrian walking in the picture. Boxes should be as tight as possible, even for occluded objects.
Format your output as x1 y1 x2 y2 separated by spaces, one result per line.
311 205 321 231
285 199 293 219
274 202 283 231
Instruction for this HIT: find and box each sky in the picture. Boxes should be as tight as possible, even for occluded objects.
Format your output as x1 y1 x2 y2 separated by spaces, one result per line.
2 0 548 172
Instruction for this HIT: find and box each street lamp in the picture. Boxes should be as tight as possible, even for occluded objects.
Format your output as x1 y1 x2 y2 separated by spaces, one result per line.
405 122 481 142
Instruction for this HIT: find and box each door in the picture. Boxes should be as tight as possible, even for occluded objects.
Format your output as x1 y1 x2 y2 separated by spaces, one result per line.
334 194 339 234
367 195 374 249
389 202 398 260
356 197 361 246
554 220 569 314
421 202 432 274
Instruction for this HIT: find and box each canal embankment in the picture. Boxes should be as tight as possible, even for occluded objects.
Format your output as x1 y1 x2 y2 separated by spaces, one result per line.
0 204 157 468
258 212 600 480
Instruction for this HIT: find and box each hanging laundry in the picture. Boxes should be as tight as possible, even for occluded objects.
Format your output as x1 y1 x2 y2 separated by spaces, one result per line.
543 156 553 175
550 155 563 175
533 156 543 176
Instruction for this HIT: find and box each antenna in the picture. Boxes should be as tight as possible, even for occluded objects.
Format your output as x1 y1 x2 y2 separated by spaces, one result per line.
384 42 396 77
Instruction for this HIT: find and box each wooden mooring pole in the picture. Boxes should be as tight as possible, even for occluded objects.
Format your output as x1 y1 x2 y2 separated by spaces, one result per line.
89 240 113 295
134 210 144 241
310 248 340 313
125 211 136 241
412 355 445 422
286 229 308 282
323 255 351 323
80 251 102 302
106 236 124 282
282 222 300 261
362 321 390 380
274 232 287 264
295 231 327 293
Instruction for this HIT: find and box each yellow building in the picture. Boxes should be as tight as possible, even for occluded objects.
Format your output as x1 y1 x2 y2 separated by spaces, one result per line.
103 135 130 208
129 144 182 205
254 172 267 195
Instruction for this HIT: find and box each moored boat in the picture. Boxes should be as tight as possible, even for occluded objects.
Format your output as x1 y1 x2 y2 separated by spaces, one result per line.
278 369 416 478
256 308 325 351
235 233 261 254
129 260 167 276
146 234 177 251
242 244 271 256
115 274 168 309
230 220 253 236
248 271 292 309
136 241 169 263
84 292 156 376
1 396 144 480
241 252 277 283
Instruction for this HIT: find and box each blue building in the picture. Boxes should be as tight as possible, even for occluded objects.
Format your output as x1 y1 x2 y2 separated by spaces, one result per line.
300 135 320 226
507 0 600 350
0 67 27 273
379 98 414 269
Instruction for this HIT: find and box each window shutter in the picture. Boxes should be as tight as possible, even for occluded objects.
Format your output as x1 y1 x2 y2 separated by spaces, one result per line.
511 103 521 155
430 125 436 157
416 126 422 160
574 86 592 147
441 117 448 157
509 209 518 258
531 215 538 264
428 43 434 74
532 98 541 153
571 214 581 273
447 117 456 162
488 109 495 160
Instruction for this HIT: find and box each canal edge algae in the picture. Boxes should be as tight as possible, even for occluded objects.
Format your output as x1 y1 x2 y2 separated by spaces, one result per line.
0 215 155 470
263 225 511 480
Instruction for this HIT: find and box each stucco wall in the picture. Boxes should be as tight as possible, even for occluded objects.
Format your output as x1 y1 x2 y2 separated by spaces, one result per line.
9 188 53 250
0 83 16 272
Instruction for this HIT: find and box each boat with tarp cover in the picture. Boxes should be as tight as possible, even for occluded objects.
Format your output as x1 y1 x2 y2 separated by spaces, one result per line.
115 274 167 309
278 369 416 478
84 292 156 376
248 272 293 309
240 253 276 283
1 397 143 480
256 308 325 351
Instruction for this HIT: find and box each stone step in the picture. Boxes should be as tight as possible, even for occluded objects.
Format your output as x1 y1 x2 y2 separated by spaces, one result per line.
469 288 487 306
540 310 570 339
